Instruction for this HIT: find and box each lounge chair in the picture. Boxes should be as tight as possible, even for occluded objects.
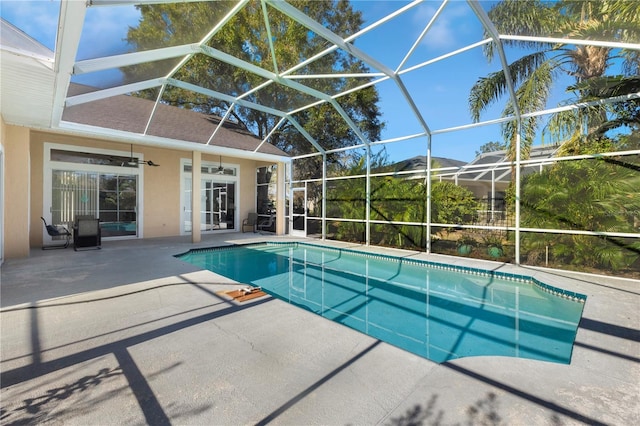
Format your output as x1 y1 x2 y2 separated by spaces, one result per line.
73 216 101 251
242 212 258 233
41 217 71 249
257 214 275 233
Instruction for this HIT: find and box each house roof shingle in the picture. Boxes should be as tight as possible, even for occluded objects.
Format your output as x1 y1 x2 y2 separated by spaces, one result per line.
62 84 288 157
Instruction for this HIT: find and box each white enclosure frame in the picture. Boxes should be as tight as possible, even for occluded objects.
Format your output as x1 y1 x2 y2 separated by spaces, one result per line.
2 0 638 267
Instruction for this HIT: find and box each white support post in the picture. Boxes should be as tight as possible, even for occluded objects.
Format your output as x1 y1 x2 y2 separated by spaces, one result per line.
425 134 432 254
288 161 294 236
515 132 521 265
191 151 201 243
276 161 285 235
322 153 327 241
51 0 87 127
491 169 496 223
365 145 371 246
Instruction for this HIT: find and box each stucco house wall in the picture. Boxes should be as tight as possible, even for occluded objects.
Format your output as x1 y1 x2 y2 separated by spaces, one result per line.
0 125 283 259
3 123 31 258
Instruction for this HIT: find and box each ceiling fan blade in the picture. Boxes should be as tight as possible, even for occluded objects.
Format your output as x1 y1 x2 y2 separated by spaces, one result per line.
107 144 159 166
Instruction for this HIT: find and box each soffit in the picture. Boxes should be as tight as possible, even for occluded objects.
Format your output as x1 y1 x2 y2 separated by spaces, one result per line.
0 20 55 128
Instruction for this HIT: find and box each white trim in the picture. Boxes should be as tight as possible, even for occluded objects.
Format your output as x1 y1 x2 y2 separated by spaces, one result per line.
499 34 640 51
290 186 306 237
43 142 145 241
51 0 86 127
180 157 240 235
56 120 290 163
0 45 55 67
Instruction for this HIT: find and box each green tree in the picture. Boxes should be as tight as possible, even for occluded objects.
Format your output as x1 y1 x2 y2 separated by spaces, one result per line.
551 75 640 155
328 152 480 250
125 0 383 179
521 156 640 272
475 141 508 157
469 0 640 162
430 181 480 225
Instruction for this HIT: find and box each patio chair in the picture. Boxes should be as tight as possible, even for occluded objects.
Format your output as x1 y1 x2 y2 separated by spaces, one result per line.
73 216 101 251
242 212 258 233
257 214 275 233
40 217 71 249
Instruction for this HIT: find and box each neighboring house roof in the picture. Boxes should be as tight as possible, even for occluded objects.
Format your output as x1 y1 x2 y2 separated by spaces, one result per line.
453 145 561 183
388 155 467 173
390 146 562 183
63 84 288 156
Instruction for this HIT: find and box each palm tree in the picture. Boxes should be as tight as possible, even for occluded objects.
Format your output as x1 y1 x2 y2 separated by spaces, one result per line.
550 75 640 155
520 156 640 272
469 0 640 161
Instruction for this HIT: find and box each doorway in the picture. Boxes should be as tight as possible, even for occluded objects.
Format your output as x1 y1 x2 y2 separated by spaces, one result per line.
202 180 235 231
291 187 306 237
181 159 238 234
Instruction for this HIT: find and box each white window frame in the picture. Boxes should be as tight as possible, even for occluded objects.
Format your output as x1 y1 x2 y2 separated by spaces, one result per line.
43 142 145 241
179 157 240 235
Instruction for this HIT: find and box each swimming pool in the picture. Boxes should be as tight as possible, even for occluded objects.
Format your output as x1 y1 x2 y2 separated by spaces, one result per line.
177 242 586 364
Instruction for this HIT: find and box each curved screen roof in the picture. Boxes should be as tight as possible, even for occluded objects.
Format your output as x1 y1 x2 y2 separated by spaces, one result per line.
2 0 639 162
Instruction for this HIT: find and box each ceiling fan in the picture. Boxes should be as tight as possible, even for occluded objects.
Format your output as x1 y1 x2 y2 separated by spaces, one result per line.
120 144 159 167
215 155 224 174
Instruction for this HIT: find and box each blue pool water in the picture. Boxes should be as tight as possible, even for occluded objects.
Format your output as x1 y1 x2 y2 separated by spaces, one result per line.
177 242 586 364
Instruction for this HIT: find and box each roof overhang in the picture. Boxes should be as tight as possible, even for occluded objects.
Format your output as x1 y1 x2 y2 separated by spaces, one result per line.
53 120 291 163
0 43 56 128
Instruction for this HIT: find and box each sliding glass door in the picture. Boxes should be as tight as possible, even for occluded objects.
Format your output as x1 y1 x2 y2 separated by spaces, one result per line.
51 170 138 237
51 170 99 225
99 174 137 237
45 144 142 240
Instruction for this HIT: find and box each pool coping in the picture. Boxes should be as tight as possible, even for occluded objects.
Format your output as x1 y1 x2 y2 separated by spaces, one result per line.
176 241 587 303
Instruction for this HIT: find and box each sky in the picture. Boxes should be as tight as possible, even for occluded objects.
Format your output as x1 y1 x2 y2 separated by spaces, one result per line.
1 0 583 163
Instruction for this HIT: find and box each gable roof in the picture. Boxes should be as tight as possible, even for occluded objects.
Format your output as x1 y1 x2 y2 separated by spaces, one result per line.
392 155 467 172
389 146 563 183
63 84 287 156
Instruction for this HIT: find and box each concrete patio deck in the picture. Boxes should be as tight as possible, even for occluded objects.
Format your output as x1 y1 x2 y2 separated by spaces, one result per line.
1 234 638 425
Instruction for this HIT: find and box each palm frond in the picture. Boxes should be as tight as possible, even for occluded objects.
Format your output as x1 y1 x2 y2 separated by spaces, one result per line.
569 75 640 97
468 71 507 122
508 52 552 87
484 0 561 60
517 60 555 114
621 50 640 75
468 52 551 122
545 111 583 145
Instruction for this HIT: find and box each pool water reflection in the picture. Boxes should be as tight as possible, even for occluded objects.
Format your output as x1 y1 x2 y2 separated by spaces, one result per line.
177 243 586 364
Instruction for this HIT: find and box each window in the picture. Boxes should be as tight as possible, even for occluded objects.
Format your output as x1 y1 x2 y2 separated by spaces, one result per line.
46 145 142 238
257 165 277 232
